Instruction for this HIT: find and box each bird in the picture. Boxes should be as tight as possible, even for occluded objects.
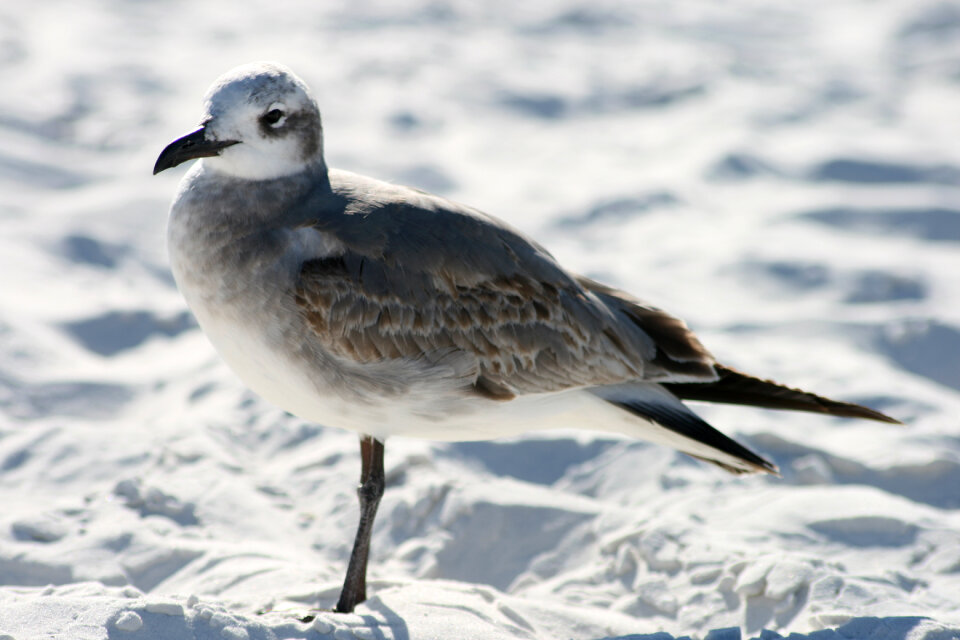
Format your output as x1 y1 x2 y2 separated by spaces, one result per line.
154 62 899 614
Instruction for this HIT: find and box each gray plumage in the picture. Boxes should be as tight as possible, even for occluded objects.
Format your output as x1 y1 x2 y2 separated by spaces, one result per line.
158 61 897 479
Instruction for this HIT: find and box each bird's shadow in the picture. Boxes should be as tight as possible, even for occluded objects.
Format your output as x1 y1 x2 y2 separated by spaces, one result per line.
361 597 411 640
289 597 410 640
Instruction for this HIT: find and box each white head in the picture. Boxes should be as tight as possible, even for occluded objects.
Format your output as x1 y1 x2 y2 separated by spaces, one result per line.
154 62 324 180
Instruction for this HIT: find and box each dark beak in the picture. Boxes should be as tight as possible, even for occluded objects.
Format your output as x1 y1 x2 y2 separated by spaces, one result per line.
153 126 239 175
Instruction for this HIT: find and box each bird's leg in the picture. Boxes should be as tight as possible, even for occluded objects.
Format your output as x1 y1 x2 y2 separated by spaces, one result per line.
334 435 385 613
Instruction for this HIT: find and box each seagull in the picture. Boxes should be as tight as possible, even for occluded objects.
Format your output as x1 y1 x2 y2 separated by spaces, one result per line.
154 62 899 614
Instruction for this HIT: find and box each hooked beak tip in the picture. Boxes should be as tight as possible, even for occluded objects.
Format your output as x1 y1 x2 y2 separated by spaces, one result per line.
153 126 239 175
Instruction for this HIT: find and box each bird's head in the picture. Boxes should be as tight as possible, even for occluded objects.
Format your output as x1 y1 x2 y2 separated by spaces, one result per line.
154 62 323 180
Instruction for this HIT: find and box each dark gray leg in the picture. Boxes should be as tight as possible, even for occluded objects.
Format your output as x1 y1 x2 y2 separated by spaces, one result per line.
335 435 385 613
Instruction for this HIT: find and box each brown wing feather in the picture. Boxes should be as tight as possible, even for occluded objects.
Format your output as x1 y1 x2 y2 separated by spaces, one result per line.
294 254 658 396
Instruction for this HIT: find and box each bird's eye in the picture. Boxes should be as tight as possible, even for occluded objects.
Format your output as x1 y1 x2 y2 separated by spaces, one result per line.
262 108 285 126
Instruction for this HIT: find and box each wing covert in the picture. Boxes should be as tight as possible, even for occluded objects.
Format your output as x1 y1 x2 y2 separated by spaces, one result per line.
292 171 718 398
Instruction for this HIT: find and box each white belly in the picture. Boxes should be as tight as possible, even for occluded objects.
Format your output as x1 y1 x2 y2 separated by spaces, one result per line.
195 305 370 428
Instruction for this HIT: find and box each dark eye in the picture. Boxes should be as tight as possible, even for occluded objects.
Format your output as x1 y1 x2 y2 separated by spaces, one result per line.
262 108 285 126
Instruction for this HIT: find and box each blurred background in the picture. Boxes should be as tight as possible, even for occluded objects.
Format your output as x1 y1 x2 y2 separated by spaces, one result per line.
1 0 959 636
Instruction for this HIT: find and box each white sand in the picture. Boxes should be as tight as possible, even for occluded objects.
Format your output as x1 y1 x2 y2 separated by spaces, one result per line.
1 1 959 638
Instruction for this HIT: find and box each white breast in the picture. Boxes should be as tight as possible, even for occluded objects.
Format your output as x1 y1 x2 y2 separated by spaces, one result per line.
168 196 368 423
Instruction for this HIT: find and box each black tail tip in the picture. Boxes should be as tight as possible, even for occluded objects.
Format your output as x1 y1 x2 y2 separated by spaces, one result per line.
827 401 902 425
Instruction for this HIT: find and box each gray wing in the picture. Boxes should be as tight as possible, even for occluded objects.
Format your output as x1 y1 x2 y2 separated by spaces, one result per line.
294 171 717 399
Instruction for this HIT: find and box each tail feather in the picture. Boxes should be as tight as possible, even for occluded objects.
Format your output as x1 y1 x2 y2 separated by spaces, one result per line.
593 382 780 475
662 365 901 424
612 397 779 475
594 363 898 477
